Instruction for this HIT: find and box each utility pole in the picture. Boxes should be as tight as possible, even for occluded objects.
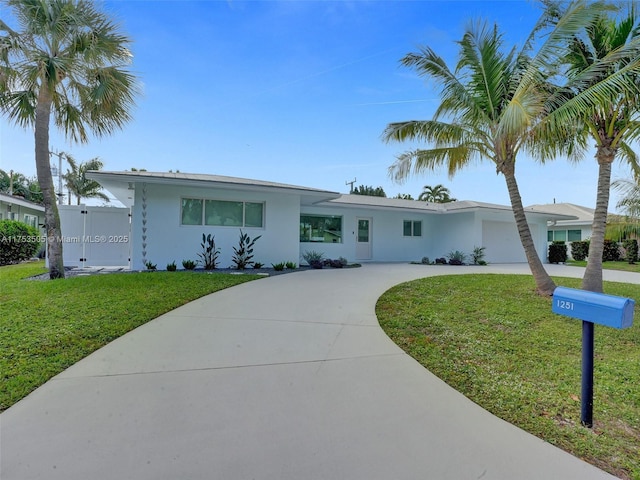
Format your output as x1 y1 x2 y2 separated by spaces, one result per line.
49 151 65 205
345 178 356 194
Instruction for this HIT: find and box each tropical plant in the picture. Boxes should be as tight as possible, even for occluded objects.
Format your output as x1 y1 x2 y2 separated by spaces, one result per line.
606 179 640 240
62 154 109 205
302 250 324 265
271 262 285 271
285 261 297 269
231 230 261 270
471 246 486 265
166 261 177 271
418 184 456 203
447 250 467 265
253 262 264 269
383 2 606 295
394 193 414 200
351 185 387 197
538 4 640 292
0 169 42 204
182 259 197 270
198 233 220 270
0 0 139 278
144 261 156 271
623 239 638 264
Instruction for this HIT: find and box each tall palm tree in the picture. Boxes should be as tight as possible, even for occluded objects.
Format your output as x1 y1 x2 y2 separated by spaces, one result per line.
606 178 640 240
418 184 456 203
540 5 640 293
383 2 604 295
62 154 109 205
0 0 138 279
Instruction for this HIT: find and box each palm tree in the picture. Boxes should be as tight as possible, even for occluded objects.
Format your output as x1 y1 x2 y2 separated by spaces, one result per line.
418 184 457 203
62 154 110 205
606 178 640 240
383 2 604 295
540 5 640 293
0 0 138 279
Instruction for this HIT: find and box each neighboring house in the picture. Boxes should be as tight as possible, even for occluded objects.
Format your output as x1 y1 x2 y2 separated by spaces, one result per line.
0 192 44 229
85 171 576 270
527 203 595 244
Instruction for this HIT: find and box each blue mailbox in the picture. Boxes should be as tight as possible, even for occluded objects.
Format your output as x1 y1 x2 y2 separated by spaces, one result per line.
552 286 635 329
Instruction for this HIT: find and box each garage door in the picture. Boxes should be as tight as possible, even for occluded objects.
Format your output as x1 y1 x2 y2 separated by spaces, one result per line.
482 220 537 263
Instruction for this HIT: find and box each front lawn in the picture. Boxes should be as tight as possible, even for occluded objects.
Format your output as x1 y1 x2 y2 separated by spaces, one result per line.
377 274 640 480
567 259 640 273
0 261 260 412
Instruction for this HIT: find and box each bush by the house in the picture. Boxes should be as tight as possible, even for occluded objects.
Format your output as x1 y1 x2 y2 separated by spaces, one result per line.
182 259 197 270
166 261 177 271
623 239 638 264
232 230 261 270
198 233 220 270
570 240 589 261
603 239 621 262
0 220 41 266
447 250 467 265
548 241 567 264
471 246 487 265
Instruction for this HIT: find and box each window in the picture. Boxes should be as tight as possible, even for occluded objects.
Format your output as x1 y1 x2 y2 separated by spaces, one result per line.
548 230 572 242
23 214 38 228
568 229 581 242
403 220 422 237
181 198 263 227
300 215 342 243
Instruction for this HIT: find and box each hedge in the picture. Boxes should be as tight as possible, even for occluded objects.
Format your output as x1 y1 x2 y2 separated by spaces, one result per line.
0 220 41 266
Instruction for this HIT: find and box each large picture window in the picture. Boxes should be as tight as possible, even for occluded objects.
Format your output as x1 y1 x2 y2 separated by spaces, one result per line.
300 215 342 243
181 198 263 227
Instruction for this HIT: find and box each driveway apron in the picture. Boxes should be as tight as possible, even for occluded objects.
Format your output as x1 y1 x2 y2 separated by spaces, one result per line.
1 263 630 479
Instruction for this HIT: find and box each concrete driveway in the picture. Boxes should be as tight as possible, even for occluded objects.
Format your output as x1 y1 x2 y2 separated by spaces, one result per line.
2 263 633 479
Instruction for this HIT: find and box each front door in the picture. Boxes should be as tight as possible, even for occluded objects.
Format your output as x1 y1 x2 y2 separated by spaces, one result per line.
356 218 372 260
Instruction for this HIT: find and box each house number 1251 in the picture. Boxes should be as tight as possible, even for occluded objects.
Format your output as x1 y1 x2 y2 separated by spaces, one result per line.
556 300 575 311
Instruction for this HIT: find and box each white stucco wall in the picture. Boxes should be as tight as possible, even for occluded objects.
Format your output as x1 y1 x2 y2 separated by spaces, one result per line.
130 183 300 270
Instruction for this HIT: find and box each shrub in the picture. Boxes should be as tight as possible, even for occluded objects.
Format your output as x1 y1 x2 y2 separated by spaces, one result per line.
548 241 567 264
471 246 486 265
232 230 261 270
447 250 466 265
603 239 621 262
435 257 447 264
253 262 264 269
421 256 431 265
182 259 197 270
166 261 177 271
571 241 589 261
329 259 344 268
338 257 348 267
285 261 297 269
623 239 638 264
0 220 41 266
198 233 220 270
144 261 157 270
272 262 285 271
302 250 324 265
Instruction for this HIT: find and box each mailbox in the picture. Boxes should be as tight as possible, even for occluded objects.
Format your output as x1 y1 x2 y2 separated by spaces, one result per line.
552 286 635 329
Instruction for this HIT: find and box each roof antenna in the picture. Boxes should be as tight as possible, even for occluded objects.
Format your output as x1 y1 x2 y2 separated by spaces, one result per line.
345 178 356 194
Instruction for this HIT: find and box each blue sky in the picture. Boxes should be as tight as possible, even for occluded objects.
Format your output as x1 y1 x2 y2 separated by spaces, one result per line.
0 0 632 210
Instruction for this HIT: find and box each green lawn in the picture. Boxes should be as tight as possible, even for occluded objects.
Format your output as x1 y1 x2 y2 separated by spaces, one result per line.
377 274 640 480
0 261 260 412
567 259 640 273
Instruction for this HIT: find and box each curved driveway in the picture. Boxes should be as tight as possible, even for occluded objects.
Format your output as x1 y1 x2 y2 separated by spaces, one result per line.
2 263 634 479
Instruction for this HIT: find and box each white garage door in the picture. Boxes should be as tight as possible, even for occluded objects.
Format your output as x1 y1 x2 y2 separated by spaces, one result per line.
482 220 537 263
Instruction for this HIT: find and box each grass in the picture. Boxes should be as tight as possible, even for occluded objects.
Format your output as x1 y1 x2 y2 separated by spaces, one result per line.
377 274 640 480
0 261 260 412
567 259 640 274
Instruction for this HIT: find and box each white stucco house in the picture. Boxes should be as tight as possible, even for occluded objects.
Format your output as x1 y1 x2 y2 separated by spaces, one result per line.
0 192 44 228
80 170 576 270
527 202 595 244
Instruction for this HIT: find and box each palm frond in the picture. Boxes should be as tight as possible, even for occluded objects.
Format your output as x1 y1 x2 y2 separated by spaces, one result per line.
388 145 476 183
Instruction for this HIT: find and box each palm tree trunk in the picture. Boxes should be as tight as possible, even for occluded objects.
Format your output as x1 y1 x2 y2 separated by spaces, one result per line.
582 156 612 293
503 171 556 295
35 85 65 279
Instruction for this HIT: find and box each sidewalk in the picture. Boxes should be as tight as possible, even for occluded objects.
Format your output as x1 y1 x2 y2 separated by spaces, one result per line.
1 263 628 479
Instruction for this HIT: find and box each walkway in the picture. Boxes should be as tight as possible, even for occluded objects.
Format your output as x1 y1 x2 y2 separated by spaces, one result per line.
2 263 632 479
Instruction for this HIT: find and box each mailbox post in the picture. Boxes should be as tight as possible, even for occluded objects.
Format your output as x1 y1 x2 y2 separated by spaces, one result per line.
552 287 635 427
